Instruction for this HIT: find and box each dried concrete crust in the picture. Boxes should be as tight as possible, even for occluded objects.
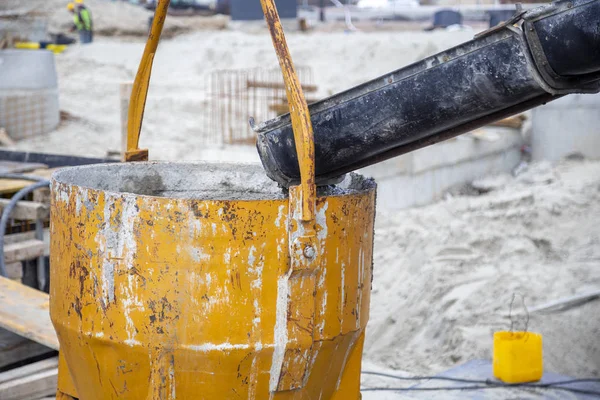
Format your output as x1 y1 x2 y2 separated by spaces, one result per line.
51 161 375 200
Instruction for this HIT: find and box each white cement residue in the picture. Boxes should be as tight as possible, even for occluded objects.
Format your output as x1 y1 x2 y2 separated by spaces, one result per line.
183 342 257 352
269 273 292 392
275 205 286 228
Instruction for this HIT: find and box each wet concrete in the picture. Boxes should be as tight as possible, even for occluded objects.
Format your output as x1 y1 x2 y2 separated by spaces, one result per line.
52 161 375 201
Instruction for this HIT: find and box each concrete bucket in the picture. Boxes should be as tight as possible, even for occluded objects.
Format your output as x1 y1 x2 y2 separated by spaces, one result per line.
50 163 376 399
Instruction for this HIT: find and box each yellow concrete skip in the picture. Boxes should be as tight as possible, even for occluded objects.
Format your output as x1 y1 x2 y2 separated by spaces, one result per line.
0 276 59 350
50 163 376 400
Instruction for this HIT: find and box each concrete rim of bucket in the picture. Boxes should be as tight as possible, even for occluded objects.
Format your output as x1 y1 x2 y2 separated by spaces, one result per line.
51 161 376 201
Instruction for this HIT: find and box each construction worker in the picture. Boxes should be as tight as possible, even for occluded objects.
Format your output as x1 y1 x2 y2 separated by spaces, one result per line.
67 1 93 44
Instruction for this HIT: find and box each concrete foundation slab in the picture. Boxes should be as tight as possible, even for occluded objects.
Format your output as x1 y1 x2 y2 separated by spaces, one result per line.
360 128 523 210
532 94 600 162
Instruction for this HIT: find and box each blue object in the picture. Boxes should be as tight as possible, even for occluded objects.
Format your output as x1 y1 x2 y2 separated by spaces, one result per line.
230 0 297 21
79 30 92 44
432 10 462 28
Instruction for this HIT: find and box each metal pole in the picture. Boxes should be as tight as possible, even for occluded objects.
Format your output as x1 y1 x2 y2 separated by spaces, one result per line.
320 0 325 22
35 218 44 290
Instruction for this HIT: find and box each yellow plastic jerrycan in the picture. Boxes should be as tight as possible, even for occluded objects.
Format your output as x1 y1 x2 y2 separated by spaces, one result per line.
493 331 543 383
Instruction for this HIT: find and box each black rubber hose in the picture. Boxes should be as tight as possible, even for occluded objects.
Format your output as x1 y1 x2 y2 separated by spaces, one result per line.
0 176 50 277
255 0 600 186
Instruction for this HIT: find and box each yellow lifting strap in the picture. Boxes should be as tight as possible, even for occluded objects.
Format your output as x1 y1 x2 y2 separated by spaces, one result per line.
259 0 320 391
259 0 316 223
125 0 171 162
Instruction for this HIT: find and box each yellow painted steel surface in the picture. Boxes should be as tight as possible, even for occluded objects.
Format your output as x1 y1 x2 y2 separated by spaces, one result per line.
50 164 376 399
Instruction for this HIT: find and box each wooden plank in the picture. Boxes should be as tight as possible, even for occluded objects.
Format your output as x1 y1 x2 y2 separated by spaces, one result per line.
0 369 57 400
32 187 51 205
4 240 45 264
0 161 47 175
0 276 59 350
5 262 22 281
0 357 58 384
0 169 55 196
5 229 50 243
4 229 50 256
0 361 58 400
489 114 526 129
0 129 15 147
0 199 49 221
269 100 320 116
5 231 36 245
21 169 55 180
0 328 53 370
246 79 318 92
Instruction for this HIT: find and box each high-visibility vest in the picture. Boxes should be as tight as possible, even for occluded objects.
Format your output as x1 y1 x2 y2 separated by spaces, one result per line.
73 6 92 31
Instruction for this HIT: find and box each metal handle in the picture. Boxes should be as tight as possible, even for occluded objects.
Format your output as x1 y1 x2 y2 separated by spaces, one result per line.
260 0 321 392
125 0 171 162
259 0 317 222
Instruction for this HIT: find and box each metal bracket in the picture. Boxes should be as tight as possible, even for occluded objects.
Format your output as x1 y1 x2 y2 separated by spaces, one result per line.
276 186 320 391
259 0 321 392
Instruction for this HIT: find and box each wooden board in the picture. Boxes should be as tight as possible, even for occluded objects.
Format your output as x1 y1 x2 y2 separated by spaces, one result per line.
0 161 47 175
0 357 58 400
489 114 527 129
5 229 50 257
0 328 54 370
0 357 57 384
4 240 45 264
5 230 48 244
33 187 51 205
246 80 318 92
0 276 59 350
4 262 22 281
0 199 49 221
0 169 56 196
